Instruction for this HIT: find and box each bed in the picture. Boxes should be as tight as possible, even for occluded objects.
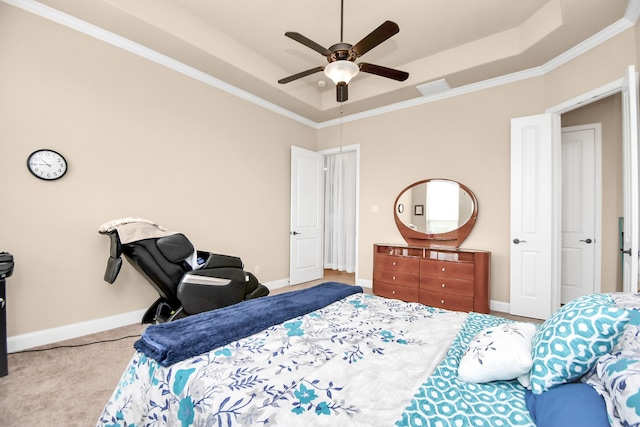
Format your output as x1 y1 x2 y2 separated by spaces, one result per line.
96 282 640 427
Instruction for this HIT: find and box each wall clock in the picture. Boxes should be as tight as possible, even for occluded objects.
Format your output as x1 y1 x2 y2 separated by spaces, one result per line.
27 149 68 181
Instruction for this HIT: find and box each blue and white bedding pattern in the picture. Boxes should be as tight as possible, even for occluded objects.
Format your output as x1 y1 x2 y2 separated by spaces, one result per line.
585 293 640 427
97 291 468 427
397 312 535 427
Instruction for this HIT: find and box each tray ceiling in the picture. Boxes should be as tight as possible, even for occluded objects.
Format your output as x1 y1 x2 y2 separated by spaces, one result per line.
16 0 637 123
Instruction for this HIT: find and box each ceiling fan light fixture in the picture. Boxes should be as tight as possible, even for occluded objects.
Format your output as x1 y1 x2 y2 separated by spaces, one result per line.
324 60 359 85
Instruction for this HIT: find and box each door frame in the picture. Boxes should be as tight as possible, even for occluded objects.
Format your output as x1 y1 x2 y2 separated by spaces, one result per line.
319 144 361 283
545 76 631 307
560 123 603 300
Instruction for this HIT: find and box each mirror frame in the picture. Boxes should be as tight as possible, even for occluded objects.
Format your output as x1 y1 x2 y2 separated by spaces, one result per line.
393 179 478 248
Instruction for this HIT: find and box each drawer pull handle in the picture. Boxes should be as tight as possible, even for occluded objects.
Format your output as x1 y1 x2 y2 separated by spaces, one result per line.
393 262 397 266
441 267 446 272
392 276 396 280
392 290 396 295
441 299 445 304
441 283 446 288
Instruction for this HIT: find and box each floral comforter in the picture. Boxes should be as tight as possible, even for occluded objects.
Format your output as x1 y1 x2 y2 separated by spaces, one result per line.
97 293 468 427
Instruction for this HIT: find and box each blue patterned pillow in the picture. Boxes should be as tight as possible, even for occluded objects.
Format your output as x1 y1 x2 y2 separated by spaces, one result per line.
595 349 640 425
530 294 630 394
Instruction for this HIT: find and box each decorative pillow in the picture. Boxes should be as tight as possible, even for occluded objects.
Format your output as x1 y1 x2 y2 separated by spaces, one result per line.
524 382 610 427
530 294 630 394
595 350 640 426
610 292 640 310
458 322 536 383
611 293 640 352
613 309 640 352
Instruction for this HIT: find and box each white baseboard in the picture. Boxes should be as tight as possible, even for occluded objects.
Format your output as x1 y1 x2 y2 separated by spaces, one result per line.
7 308 147 353
9 278 287 352
265 278 290 291
7 276 509 353
490 299 510 314
357 278 372 289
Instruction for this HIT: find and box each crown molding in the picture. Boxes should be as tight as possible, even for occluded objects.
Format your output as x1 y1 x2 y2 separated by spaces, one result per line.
1 0 318 128
3 0 638 130
319 2 640 128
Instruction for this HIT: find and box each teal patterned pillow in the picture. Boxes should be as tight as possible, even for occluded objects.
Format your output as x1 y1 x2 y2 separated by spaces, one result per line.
530 294 630 394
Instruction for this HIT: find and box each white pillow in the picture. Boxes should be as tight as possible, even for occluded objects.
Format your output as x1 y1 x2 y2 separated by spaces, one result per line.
458 322 537 383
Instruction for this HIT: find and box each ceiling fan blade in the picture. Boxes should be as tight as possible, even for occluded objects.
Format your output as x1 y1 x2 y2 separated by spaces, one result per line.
351 21 399 57
278 66 324 84
285 32 332 56
359 63 409 81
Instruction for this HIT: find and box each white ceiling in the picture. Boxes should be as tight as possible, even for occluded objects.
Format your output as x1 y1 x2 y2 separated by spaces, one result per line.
23 0 637 123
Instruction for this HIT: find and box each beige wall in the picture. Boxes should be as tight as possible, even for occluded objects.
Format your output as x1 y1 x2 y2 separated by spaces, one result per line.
1 3 639 338
0 4 315 336
318 28 639 305
318 80 547 304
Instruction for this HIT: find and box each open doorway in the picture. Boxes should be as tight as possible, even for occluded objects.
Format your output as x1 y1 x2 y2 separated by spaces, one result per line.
561 94 623 293
559 124 601 303
320 145 360 286
289 145 360 287
510 69 635 319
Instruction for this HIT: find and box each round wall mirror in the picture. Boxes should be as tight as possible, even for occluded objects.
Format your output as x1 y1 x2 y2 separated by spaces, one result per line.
394 179 478 247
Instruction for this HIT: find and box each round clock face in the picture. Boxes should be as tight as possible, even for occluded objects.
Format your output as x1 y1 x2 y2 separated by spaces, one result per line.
27 149 68 181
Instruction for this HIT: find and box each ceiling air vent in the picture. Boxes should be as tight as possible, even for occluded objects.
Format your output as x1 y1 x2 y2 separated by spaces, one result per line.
416 79 451 97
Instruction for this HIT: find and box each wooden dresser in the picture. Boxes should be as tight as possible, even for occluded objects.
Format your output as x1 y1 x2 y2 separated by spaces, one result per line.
373 243 490 313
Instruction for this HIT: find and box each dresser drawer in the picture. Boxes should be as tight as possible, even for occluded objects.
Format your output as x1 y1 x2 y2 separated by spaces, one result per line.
420 259 474 279
374 268 420 288
420 276 474 297
375 254 420 272
374 281 420 302
419 290 474 312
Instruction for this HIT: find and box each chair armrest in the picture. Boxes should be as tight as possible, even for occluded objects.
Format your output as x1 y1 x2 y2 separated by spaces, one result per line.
177 268 247 315
245 283 270 300
99 230 123 283
201 253 244 269
103 256 122 284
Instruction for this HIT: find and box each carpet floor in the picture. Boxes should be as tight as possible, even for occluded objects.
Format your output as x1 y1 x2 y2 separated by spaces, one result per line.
0 323 146 426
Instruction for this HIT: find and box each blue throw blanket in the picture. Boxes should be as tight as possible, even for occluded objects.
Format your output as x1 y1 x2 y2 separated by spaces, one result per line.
134 281 362 366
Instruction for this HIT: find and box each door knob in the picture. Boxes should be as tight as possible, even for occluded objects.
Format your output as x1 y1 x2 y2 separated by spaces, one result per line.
579 238 593 244
290 231 301 236
622 248 632 255
513 238 527 244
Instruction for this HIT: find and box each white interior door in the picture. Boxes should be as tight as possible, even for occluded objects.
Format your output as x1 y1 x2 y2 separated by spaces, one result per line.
510 114 556 319
621 65 640 293
290 146 324 285
561 126 599 303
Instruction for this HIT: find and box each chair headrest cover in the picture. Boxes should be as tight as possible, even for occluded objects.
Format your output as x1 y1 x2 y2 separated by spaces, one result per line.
99 217 166 234
156 233 195 263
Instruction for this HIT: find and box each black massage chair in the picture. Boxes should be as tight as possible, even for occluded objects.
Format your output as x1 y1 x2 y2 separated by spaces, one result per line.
99 218 269 323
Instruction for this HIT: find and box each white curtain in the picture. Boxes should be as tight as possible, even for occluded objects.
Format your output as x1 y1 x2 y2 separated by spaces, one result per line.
324 150 357 272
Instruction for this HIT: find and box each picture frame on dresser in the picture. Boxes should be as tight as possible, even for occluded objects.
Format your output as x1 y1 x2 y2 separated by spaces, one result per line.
373 179 491 313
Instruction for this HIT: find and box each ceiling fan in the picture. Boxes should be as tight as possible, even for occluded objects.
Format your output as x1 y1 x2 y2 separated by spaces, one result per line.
278 0 409 102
